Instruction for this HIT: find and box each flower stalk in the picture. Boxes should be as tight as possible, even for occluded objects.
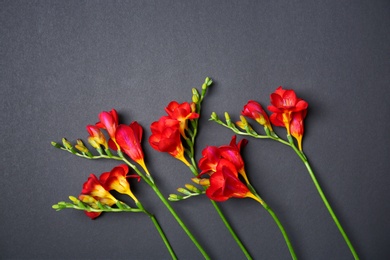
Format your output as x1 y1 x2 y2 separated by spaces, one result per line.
210 85 359 259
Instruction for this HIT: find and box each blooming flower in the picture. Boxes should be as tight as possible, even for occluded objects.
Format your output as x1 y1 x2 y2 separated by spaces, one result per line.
99 164 138 203
199 136 249 183
198 146 221 175
242 100 273 131
164 101 199 138
96 109 119 148
267 87 308 135
86 125 108 149
81 174 117 205
205 163 253 202
80 174 117 219
115 122 149 173
149 116 191 166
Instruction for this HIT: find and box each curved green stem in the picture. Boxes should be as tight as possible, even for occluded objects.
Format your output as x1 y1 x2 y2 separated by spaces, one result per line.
248 184 297 260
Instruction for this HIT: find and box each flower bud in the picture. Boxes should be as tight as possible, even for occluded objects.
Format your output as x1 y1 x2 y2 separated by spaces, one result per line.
210 112 219 121
168 194 183 201
185 184 201 193
192 88 200 104
51 141 62 149
75 139 89 153
225 112 233 126
177 187 191 196
62 138 73 150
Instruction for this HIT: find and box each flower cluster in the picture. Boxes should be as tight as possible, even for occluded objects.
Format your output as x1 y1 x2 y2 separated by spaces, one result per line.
149 101 198 166
79 165 139 219
196 136 255 201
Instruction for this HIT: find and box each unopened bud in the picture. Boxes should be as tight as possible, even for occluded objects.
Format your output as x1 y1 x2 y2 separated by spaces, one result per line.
177 187 191 196
190 102 197 113
75 139 89 153
69 196 79 203
168 194 183 201
225 112 233 126
51 141 62 149
62 138 73 150
192 88 200 103
210 112 219 121
185 184 201 193
87 137 100 149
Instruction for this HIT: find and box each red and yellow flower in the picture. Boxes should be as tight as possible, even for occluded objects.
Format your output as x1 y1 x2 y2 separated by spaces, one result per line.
115 122 149 174
242 100 273 131
99 164 139 203
149 116 191 166
96 109 119 148
268 86 308 135
79 174 117 219
267 87 308 150
204 161 254 202
199 136 249 183
86 125 108 149
164 101 199 138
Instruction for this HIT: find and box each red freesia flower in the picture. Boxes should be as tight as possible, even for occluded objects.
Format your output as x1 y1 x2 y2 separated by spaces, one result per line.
149 116 191 166
86 125 108 149
115 122 149 173
165 101 199 138
242 100 273 131
80 174 117 219
290 110 307 151
198 146 221 175
99 164 139 203
198 136 249 183
267 87 308 135
96 109 119 146
205 164 252 202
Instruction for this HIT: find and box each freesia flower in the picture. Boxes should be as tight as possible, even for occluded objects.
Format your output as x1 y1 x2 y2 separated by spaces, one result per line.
198 136 249 183
205 163 254 202
289 110 307 151
149 116 191 166
164 101 199 138
79 174 117 219
81 174 117 206
96 109 119 148
198 146 221 175
99 164 139 203
86 125 108 149
267 87 308 135
242 100 273 131
115 122 149 174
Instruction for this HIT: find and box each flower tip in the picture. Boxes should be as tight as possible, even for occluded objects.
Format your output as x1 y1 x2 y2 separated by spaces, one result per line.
205 77 212 86
51 141 62 149
210 112 219 121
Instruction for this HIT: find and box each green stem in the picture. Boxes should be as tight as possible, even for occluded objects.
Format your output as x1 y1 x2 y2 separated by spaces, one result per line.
289 144 359 259
149 178 210 259
188 162 252 259
248 184 297 260
148 213 178 260
121 157 210 260
210 200 253 259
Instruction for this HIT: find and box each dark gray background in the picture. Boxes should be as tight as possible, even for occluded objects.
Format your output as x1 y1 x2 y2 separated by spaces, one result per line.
1 1 389 259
